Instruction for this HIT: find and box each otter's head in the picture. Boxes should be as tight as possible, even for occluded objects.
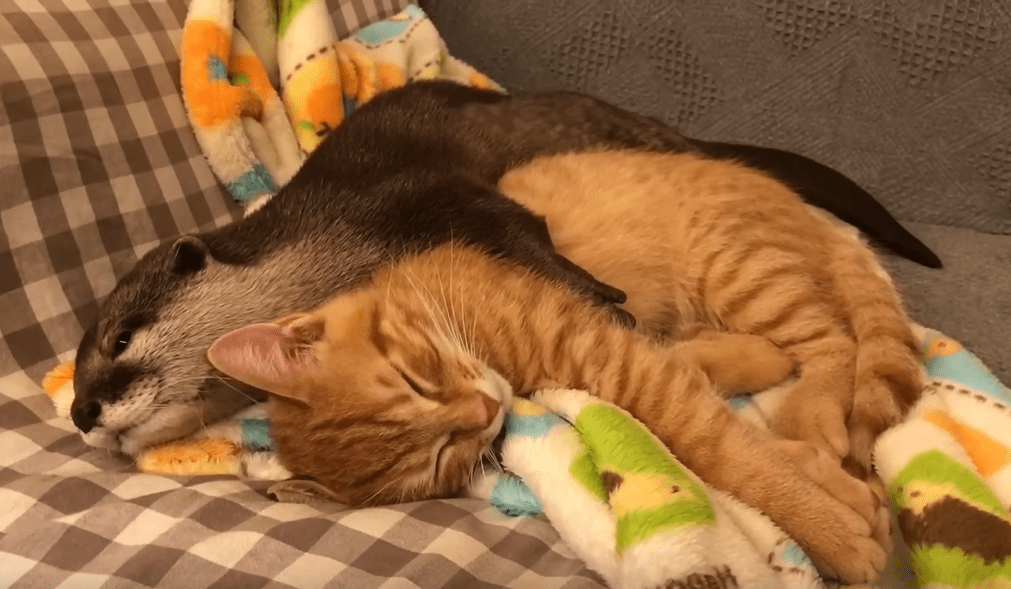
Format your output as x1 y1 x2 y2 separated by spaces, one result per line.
72 235 266 456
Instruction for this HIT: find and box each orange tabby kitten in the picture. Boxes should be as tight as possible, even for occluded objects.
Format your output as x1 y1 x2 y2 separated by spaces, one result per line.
499 151 923 477
208 243 888 583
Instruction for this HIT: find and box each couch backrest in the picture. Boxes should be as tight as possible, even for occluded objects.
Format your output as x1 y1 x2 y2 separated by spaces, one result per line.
428 0 1011 235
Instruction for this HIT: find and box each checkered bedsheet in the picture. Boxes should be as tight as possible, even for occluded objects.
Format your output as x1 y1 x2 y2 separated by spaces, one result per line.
0 1 605 586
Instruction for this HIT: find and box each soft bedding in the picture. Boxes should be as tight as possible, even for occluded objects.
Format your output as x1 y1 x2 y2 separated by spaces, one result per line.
3 0 1010 588
1 0 608 587
40 324 1011 589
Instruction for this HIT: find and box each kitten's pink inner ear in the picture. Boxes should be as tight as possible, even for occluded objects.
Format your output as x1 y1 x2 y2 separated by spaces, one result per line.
206 323 317 401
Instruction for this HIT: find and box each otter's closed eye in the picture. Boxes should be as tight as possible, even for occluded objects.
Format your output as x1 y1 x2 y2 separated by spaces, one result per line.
112 331 132 358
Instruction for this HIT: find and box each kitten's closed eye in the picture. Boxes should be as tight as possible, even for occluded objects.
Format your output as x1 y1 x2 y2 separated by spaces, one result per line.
395 366 433 398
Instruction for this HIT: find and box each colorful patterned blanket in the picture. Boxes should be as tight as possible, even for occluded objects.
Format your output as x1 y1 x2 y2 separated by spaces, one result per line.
180 0 498 211
44 326 1011 588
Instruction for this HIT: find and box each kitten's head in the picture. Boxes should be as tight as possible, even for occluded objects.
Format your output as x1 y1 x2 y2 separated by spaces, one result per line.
207 289 512 506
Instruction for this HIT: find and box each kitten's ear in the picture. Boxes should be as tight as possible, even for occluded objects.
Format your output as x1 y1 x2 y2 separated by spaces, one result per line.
207 317 324 401
266 479 347 506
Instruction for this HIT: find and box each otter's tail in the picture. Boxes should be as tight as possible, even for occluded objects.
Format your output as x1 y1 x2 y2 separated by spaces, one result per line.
692 139 942 270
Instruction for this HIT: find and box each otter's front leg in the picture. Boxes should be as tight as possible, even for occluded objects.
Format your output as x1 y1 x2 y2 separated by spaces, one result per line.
378 175 635 327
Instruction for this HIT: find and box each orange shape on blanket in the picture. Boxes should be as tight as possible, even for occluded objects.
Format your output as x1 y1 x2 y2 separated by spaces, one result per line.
138 438 240 476
468 71 497 90
42 361 74 398
376 61 406 90
182 20 257 128
230 54 276 106
306 83 344 133
924 409 1011 477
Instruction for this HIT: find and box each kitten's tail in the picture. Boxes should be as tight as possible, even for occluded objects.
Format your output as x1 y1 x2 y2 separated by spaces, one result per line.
825 223 924 476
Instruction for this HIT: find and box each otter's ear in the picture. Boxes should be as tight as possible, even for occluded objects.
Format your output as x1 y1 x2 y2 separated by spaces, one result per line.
206 316 325 401
167 236 209 275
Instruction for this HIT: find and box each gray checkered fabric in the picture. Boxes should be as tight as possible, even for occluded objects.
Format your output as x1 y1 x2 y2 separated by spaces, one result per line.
1 1 607 586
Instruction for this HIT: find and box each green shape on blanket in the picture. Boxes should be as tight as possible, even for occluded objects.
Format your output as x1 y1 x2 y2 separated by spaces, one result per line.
276 0 315 38
907 544 1011 587
890 449 1007 517
889 449 1011 584
571 403 716 554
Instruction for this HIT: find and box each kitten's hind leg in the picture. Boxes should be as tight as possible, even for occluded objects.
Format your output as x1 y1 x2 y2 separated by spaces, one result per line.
769 347 855 464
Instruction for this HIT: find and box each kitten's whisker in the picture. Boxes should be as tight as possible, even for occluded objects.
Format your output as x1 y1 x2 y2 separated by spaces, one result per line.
365 475 404 505
208 375 260 404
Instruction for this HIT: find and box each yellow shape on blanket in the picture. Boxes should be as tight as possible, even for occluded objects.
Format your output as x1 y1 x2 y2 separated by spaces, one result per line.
337 41 381 103
609 472 700 518
283 49 343 152
511 399 549 416
924 337 963 358
924 409 1011 477
138 438 241 476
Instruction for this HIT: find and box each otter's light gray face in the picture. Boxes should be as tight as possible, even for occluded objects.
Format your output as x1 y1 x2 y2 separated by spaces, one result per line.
71 236 264 456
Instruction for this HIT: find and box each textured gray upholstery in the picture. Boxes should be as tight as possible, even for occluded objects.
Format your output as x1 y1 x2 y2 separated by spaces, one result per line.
426 0 1011 382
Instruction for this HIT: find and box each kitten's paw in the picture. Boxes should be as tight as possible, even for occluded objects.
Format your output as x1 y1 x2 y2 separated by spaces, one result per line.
776 439 879 527
731 334 796 391
680 333 796 393
773 396 850 461
807 530 888 584
845 393 904 477
780 460 888 583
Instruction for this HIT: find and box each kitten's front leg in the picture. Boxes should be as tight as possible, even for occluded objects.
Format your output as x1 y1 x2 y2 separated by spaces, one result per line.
611 353 887 583
656 396 888 583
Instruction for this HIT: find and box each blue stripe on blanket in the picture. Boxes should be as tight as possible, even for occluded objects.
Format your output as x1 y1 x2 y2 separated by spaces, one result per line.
229 164 276 202
490 473 543 517
505 411 567 438
241 418 274 451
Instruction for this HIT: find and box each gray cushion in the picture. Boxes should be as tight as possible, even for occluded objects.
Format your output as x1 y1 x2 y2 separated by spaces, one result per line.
427 0 1011 383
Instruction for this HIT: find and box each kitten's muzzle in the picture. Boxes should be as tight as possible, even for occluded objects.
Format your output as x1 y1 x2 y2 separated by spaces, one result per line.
476 392 500 428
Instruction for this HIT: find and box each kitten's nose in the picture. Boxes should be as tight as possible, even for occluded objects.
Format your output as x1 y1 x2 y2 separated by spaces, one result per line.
71 398 102 433
476 392 500 428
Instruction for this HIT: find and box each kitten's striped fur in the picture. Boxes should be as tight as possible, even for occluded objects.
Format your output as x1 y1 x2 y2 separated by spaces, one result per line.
213 243 888 583
500 151 923 476
208 150 920 583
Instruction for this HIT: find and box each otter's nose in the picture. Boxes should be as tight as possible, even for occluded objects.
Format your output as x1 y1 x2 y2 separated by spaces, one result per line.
71 398 102 433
